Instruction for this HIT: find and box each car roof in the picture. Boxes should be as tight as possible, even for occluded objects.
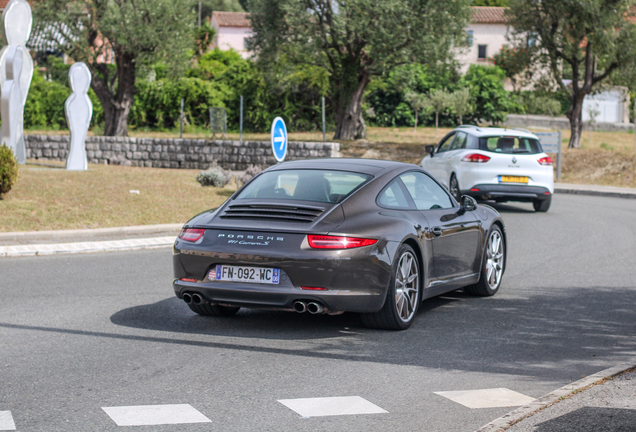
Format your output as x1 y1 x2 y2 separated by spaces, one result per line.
267 158 412 175
453 125 538 139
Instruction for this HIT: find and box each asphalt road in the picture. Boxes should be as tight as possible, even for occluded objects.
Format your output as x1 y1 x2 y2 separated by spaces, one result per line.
1 194 636 432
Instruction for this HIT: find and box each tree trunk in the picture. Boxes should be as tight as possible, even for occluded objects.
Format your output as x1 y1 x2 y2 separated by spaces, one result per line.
566 92 585 149
333 70 369 140
435 111 439 139
459 114 463 125
414 111 418 133
90 50 137 137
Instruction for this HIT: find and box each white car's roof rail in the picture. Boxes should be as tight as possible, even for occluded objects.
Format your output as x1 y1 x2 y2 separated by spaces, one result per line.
513 128 532 134
457 124 480 129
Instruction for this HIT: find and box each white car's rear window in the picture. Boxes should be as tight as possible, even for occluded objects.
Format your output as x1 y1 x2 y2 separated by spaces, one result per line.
479 136 543 154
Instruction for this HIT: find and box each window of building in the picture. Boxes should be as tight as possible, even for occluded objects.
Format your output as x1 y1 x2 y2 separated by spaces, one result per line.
466 30 474 47
477 44 487 59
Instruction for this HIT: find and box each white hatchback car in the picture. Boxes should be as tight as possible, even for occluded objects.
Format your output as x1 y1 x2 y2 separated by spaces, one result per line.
421 126 554 212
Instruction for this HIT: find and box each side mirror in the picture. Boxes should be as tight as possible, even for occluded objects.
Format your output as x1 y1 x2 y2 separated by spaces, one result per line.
460 195 477 212
425 145 435 157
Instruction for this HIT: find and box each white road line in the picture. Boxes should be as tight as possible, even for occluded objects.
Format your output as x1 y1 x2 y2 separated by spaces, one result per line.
102 404 211 426
434 388 536 409
278 396 388 417
0 411 16 431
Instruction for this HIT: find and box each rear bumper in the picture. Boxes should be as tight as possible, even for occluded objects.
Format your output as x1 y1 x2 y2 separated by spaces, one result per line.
463 184 551 202
173 279 385 313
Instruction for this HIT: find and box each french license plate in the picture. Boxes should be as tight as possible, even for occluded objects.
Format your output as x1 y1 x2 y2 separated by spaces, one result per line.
500 175 529 183
209 265 280 284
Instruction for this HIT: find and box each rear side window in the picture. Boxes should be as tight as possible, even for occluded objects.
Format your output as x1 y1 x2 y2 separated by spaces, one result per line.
400 172 453 210
479 136 543 154
377 179 412 209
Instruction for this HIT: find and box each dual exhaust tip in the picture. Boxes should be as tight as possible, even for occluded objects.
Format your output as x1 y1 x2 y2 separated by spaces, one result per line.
182 292 203 305
293 301 325 314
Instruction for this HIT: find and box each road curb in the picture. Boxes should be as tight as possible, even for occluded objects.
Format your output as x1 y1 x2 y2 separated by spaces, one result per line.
0 223 183 243
0 236 176 257
474 359 636 432
554 186 636 199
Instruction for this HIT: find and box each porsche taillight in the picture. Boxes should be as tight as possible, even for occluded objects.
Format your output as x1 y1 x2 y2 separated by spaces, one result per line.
462 153 491 163
307 235 377 249
538 156 553 166
179 228 205 242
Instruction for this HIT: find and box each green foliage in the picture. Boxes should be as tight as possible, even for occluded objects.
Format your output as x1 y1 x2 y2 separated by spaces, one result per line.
472 0 508 5
516 93 563 117
490 45 532 89
463 64 517 125
249 0 471 139
0 144 19 195
24 68 104 130
448 88 474 124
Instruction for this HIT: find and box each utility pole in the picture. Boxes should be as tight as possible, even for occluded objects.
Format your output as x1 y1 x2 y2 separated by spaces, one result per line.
180 98 184 138
322 96 326 142
240 95 244 144
198 1 202 27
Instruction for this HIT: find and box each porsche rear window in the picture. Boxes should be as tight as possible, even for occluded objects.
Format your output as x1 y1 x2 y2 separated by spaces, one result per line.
479 136 543 154
236 170 371 203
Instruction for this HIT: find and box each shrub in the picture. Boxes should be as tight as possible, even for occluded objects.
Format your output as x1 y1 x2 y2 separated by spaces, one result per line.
0 144 19 195
238 164 263 186
196 161 231 187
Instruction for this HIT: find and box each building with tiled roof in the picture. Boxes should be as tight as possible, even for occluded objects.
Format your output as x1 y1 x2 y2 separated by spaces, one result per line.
210 11 252 59
457 7 509 76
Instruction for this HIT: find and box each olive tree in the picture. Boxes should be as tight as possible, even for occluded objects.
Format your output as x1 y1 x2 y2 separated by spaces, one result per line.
248 0 470 140
507 0 636 149
33 0 195 136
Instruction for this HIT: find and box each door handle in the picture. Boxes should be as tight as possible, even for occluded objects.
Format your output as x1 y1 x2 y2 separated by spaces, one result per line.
432 227 443 237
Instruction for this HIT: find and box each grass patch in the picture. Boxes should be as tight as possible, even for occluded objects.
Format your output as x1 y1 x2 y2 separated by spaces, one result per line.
0 162 235 232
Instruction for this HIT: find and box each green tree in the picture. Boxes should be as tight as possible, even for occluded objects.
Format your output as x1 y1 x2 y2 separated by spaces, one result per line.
448 88 473 125
404 91 431 133
249 0 470 140
507 0 636 149
429 89 451 138
33 0 195 136
462 64 515 125
473 0 508 5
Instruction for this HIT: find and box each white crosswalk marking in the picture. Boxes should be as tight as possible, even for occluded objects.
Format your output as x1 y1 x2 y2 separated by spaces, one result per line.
434 388 535 409
0 411 16 431
278 396 388 417
102 404 211 426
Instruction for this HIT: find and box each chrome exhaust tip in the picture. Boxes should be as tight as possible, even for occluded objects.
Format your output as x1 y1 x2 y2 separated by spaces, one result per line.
192 293 203 305
307 302 324 314
182 293 192 304
293 301 307 313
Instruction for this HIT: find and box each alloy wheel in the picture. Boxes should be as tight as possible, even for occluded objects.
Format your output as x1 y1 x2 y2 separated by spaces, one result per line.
395 251 419 322
485 230 504 289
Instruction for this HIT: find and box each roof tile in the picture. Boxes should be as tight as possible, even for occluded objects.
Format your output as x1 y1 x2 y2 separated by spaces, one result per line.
471 6 507 24
211 11 251 28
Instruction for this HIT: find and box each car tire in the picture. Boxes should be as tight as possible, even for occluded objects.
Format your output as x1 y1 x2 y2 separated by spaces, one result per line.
361 244 420 330
464 225 505 297
449 174 461 202
188 302 240 317
533 196 551 212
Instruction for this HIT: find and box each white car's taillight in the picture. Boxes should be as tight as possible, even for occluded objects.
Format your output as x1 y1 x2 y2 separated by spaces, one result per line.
538 156 553 166
462 153 491 163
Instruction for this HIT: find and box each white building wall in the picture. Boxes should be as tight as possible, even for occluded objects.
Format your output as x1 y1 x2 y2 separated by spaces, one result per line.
210 19 253 59
456 23 508 74
582 89 630 124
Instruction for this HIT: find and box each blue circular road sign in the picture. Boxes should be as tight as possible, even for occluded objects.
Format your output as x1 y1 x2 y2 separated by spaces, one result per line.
271 117 288 162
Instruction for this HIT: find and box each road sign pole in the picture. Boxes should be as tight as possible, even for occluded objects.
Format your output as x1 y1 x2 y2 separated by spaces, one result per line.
322 96 326 142
240 95 243 144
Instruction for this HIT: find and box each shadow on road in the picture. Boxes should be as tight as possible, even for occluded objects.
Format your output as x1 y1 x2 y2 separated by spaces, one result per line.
105 286 636 380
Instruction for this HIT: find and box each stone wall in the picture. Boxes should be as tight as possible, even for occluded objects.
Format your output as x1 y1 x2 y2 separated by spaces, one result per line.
504 114 634 133
24 135 341 170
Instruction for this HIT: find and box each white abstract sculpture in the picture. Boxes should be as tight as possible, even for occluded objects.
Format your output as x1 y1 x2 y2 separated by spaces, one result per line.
0 0 33 164
65 63 92 171
1 45 23 157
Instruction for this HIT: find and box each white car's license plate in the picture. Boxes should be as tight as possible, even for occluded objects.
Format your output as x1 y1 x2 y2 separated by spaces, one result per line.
209 265 280 284
499 175 529 183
